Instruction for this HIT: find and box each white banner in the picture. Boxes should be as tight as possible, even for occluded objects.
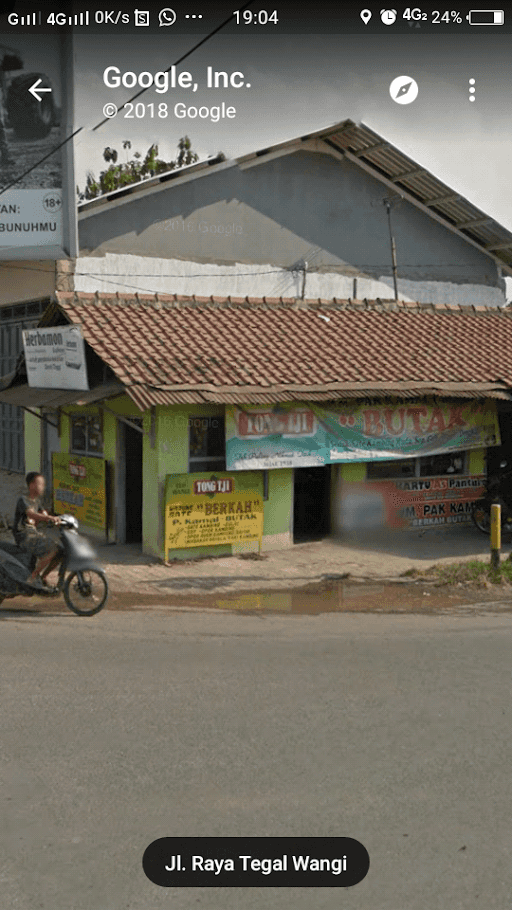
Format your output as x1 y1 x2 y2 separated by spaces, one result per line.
23 325 89 390
0 190 63 249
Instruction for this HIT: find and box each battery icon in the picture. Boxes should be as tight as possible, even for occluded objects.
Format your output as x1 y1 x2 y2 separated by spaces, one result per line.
468 10 504 24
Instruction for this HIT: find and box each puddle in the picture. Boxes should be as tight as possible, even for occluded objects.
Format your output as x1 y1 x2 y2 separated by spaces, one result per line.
146 579 512 616
3 579 512 617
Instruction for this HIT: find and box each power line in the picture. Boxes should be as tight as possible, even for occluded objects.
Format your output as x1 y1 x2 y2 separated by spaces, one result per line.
0 0 257 198
0 261 498 275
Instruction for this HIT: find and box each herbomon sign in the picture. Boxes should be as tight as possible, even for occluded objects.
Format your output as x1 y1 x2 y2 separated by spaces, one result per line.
22 325 88 390
0 33 77 259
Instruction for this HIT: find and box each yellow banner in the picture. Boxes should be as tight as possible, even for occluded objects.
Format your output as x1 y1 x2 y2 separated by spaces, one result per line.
52 453 106 531
165 472 263 552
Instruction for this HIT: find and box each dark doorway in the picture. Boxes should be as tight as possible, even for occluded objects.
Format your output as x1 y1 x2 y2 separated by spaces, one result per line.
124 421 143 543
293 466 331 543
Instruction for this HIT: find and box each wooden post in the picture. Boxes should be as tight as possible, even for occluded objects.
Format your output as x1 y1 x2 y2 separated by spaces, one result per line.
490 503 501 570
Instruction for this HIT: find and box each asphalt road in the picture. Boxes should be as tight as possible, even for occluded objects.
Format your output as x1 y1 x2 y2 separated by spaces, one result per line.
1 604 512 910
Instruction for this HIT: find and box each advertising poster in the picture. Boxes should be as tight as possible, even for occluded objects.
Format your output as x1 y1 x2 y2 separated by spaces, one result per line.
340 475 486 531
226 401 500 469
23 325 89 390
165 471 263 554
52 453 106 531
0 34 77 259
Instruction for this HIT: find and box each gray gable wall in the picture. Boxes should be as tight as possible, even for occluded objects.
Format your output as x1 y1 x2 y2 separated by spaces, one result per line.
77 149 504 304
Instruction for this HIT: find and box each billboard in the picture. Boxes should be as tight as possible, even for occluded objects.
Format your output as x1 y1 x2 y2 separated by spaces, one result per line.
339 475 487 531
0 33 77 259
164 472 264 555
22 325 89 390
52 454 106 532
226 401 501 469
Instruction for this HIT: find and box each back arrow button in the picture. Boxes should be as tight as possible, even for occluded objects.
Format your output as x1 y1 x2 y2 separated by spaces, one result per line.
29 78 52 102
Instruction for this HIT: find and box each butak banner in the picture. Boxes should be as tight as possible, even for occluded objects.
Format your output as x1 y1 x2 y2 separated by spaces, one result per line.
164 472 263 556
52 454 106 531
23 325 88 391
226 401 500 469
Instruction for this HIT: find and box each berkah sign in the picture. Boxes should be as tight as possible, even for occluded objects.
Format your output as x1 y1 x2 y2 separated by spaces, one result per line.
22 325 88 390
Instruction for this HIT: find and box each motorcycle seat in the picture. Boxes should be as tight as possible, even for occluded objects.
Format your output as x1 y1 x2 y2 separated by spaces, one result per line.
0 540 28 559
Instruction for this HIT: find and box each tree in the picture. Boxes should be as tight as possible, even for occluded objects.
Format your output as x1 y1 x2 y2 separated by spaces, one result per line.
77 136 206 202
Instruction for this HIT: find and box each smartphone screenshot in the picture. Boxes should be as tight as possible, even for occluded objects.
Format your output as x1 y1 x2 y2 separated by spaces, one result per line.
0 0 511 908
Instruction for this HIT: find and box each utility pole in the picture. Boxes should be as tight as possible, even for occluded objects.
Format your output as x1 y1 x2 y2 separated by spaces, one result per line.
383 196 400 301
301 261 308 299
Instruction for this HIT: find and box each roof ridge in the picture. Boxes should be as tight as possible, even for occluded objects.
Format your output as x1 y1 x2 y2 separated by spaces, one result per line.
55 291 508 315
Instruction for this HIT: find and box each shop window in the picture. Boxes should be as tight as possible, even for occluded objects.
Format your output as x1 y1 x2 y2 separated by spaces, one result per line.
419 451 466 477
188 415 225 473
367 450 467 480
70 414 103 457
366 459 416 480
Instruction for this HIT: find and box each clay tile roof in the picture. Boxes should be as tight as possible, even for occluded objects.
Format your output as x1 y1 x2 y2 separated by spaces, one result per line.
49 292 512 409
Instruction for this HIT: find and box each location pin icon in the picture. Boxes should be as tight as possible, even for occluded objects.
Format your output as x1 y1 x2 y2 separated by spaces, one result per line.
360 9 372 24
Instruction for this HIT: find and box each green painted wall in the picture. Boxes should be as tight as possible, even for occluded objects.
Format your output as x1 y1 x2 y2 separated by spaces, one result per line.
340 462 366 482
469 447 485 474
58 395 142 541
144 404 294 560
148 404 221 558
264 468 293 536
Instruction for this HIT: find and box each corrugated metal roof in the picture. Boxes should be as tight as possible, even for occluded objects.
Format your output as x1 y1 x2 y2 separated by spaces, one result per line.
318 121 512 272
0 380 125 408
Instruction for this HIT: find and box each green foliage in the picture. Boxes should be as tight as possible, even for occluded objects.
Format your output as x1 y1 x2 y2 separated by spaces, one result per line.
77 136 201 201
403 558 512 587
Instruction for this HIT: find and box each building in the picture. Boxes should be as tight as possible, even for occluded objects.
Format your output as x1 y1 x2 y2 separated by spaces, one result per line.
0 292 511 561
2 119 512 556
75 120 512 307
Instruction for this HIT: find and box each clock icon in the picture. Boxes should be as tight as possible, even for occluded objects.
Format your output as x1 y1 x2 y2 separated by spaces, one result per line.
380 9 397 24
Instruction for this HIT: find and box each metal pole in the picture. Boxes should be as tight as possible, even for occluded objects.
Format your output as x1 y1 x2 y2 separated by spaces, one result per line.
490 503 501 569
301 261 308 299
385 201 399 301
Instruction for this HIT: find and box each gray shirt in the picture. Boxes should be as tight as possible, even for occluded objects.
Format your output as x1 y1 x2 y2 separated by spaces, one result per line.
13 494 42 544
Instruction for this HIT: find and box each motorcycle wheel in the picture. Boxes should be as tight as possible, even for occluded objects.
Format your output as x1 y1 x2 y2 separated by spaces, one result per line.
63 570 108 616
472 500 492 534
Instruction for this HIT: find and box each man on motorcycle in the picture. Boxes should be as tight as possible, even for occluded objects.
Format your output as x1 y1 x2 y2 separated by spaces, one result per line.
13 472 61 587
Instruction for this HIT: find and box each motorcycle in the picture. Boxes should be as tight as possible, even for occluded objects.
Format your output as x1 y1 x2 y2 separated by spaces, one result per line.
0 514 108 616
472 460 512 534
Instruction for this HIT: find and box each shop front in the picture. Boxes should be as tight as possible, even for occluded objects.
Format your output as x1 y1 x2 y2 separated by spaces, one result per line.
225 399 501 540
17 391 504 559
3 292 511 561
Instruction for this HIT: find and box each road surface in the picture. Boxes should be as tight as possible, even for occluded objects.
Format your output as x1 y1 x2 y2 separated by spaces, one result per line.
1 602 511 909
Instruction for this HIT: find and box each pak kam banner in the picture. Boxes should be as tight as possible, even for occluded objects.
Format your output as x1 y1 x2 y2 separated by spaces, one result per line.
52 453 106 532
165 472 264 553
226 401 500 469
340 475 486 532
